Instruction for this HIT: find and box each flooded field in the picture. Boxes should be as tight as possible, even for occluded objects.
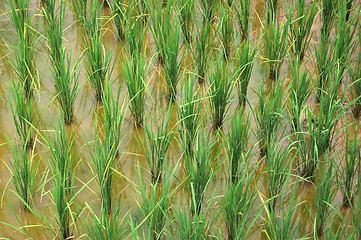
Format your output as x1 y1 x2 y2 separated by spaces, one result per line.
0 0 360 239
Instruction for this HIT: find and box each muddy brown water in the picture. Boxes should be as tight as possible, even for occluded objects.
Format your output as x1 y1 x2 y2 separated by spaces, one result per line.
0 0 360 239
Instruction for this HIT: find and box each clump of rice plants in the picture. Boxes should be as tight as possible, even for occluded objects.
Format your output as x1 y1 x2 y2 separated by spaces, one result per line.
339 122 360 207
209 56 234 129
191 17 213 83
111 0 126 39
47 119 80 239
265 137 296 210
321 0 338 39
262 13 290 80
235 38 256 106
177 74 203 157
264 0 279 22
262 182 301 239
11 80 36 149
219 4 234 60
8 136 38 210
184 128 219 214
140 105 174 183
199 0 216 22
226 109 250 183
71 0 88 26
178 0 194 43
233 0 251 41
42 0 80 124
289 0 316 60
84 203 127 240
314 157 338 236
9 0 38 98
83 0 114 102
163 17 182 101
223 146 257 240
289 55 312 132
254 79 285 157
137 163 176 240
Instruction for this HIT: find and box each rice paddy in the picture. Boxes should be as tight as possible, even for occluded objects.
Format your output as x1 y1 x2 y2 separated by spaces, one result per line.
0 0 361 239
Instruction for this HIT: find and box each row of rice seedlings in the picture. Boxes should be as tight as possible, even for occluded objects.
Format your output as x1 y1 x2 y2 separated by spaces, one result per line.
350 25 361 117
10 80 36 149
8 0 38 98
218 4 234 60
42 0 80 124
190 17 213 83
265 137 296 210
235 38 256 106
261 182 301 240
255 79 285 157
339 122 360 207
314 157 337 236
162 16 182 101
177 74 203 157
8 135 38 210
232 0 251 41
47 119 80 239
83 0 114 102
71 0 88 26
136 163 176 240
226 109 250 183
140 105 174 183
289 0 316 60
262 12 290 80
209 57 234 129
178 0 194 43
223 146 257 240
184 128 219 215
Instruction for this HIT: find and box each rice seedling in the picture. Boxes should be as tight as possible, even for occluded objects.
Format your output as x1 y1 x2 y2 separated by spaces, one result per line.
209 56 234 129
111 0 126 39
183 128 220 214
233 0 251 41
262 13 290 80
140 105 174 183
189 19 213 84
122 48 148 127
235 38 257 106
177 74 203 157
47 119 80 239
289 55 313 132
8 0 38 98
261 182 302 240
71 0 88 26
226 109 250 183
254 78 285 157
178 0 194 43
219 4 234 60
163 17 182 101
264 0 279 22
321 0 338 38
265 137 296 210
339 122 360 207
289 0 316 60
136 162 178 240
84 203 127 240
314 157 338 236
350 25 361 117
10 80 36 149
223 147 257 240
8 136 38 210
83 0 115 102
42 0 80 124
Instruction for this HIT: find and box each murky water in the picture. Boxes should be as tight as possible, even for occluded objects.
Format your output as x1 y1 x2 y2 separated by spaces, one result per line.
0 0 360 239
